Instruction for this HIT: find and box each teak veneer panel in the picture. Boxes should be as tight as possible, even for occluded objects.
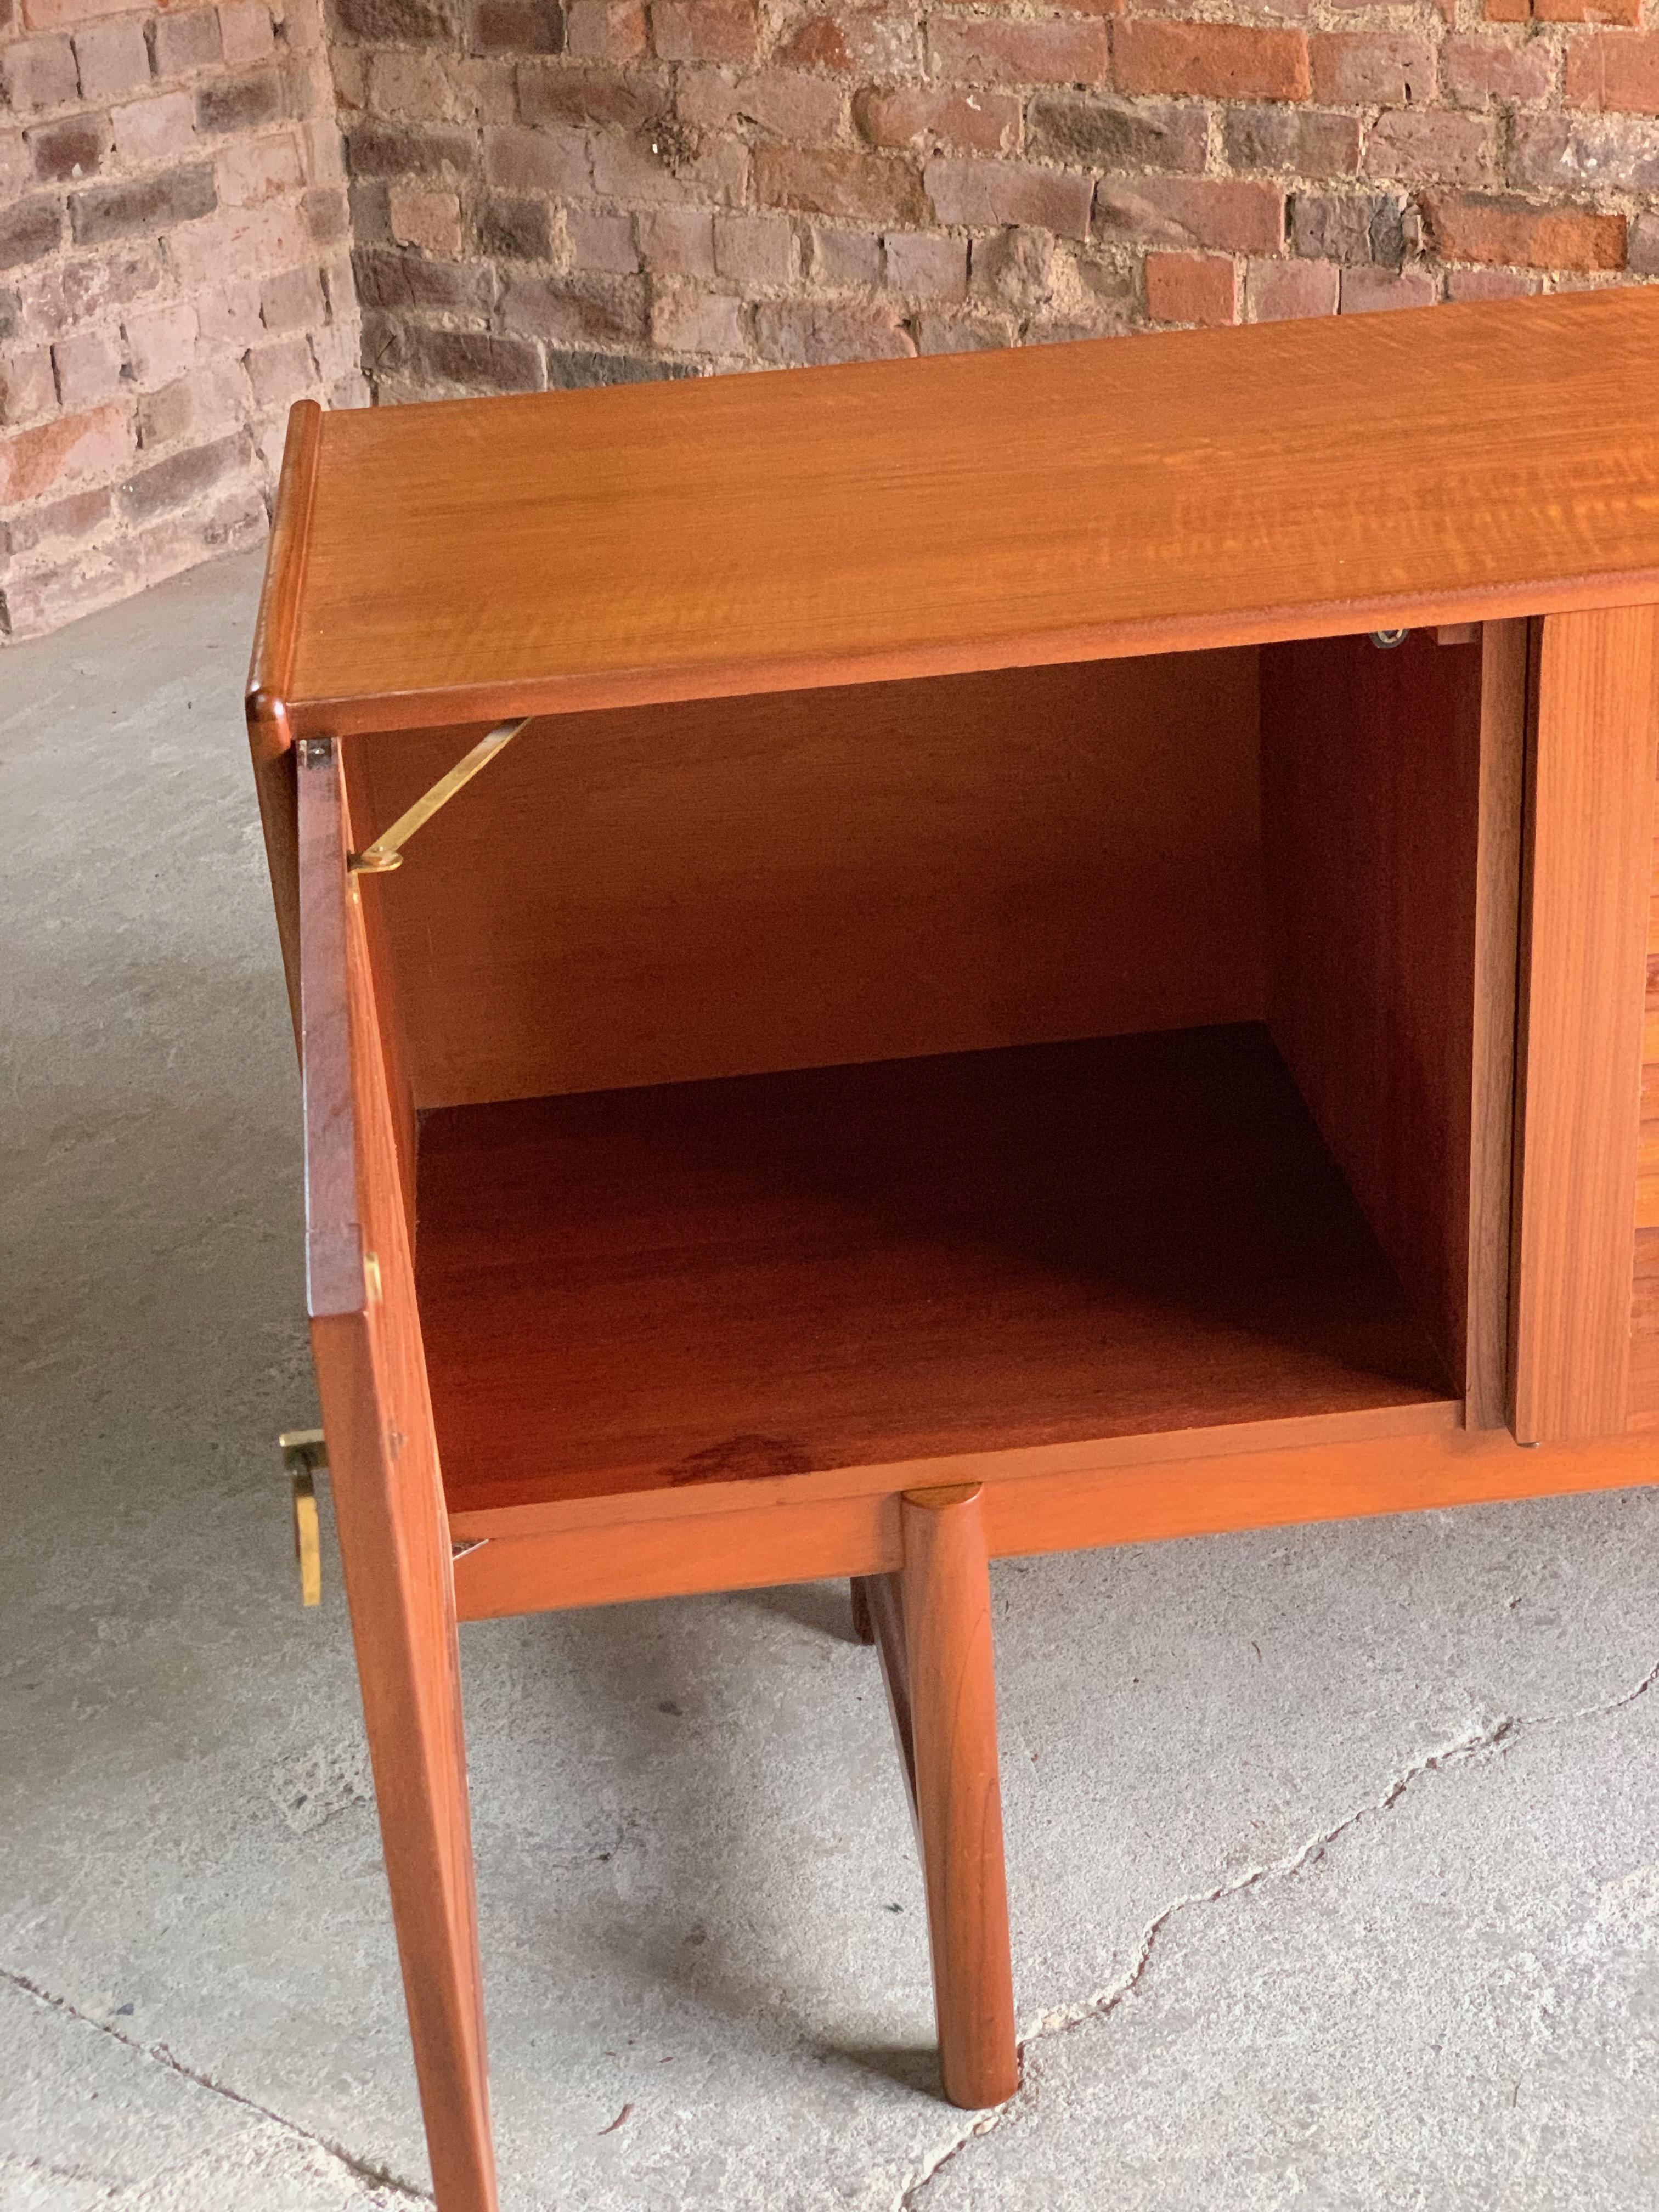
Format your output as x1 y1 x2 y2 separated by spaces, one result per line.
1260 625 1521 1412
349 653 1262 1107
296 747 498 2211
252 290 1659 741
415 1025 1453 1517
1511 606 1657 1443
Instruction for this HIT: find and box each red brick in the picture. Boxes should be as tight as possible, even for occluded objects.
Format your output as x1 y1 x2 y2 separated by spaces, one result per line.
217 129 305 206
637 206 715 275
0 196 67 272
111 92 198 167
517 64 669 129
1362 109 1493 185
1 481 111 555
1146 251 1237 327
3 33 78 108
777 9 922 75
1566 32 1659 114
808 223 881 286
567 208 639 272
1423 190 1626 269
651 281 747 353
1245 255 1339 321
913 310 1013 354
1222 105 1361 179
1115 22 1310 103
1340 264 1437 312
53 325 126 407
927 16 1113 87
1309 33 1432 107
1534 0 1640 20
29 115 108 183
148 9 223 78
1096 176 1285 255
590 125 746 204
0 346 55 425
651 0 757 64
0 399 130 505
713 210 794 285
1441 36 1556 109
1482 0 1528 18
1028 92 1209 172
884 230 969 298
680 67 844 145
1445 265 1536 299
755 143 926 226
855 85 1021 157
219 2 276 64
566 0 646 60
923 156 1095 238
754 296 915 364
124 301 198 385
72 18 150 98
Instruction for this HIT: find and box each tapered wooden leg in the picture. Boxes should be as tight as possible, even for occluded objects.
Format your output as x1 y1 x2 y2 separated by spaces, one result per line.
894 1483 1018 2110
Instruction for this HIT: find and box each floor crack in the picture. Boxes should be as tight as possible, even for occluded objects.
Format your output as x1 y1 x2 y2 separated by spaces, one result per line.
1 1966 431 2204
894 1648 1659 2209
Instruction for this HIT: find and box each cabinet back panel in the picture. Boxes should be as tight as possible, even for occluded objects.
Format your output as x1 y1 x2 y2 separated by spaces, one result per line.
347 651 1263 1109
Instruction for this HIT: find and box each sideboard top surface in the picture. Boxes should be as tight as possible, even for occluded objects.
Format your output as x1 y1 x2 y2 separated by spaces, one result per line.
250 286 1659 741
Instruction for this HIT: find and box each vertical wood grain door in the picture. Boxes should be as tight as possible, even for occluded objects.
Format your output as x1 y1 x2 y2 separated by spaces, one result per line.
296 740 500 2212
1510 606 1658 1446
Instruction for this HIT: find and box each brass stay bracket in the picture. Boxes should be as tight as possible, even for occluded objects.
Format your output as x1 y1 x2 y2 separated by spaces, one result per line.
347 718 531 876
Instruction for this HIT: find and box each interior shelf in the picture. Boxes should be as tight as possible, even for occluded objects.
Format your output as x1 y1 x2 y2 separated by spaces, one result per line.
416 1023 1455 1516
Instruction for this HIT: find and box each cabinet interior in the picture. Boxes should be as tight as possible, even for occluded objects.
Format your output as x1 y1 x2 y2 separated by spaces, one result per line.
341 627 1515 1513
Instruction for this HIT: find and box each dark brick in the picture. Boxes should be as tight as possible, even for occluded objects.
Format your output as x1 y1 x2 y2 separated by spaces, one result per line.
347 126 478 181
352 244 493 311
2 484 112 558
546 349 699 388
471 0 561 52
517 63 669 129
498 270 646 345
1224 106 1361 182
196 67 284 134
0 289 20 343
332 0 461 39
472 193 552 259
71 167 217 249
1025 94 1207 174
405 325 545 391
1289 191 1406 268
303 185 351 247
0 196 65 272
148 10 222 77
118 430 250 523
29 116 109 185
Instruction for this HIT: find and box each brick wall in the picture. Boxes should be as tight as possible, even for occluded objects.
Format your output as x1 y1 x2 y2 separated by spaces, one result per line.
332 0 1659 400
0 0 361 637
8 0 1659 638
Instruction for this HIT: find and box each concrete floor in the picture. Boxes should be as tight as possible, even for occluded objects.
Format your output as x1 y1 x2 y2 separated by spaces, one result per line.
4 549 1658 2211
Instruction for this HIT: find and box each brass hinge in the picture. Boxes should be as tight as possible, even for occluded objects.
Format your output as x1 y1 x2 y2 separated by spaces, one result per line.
280 1429 328 1609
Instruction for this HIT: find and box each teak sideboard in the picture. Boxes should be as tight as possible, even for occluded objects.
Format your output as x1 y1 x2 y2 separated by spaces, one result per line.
249 287 1659 2209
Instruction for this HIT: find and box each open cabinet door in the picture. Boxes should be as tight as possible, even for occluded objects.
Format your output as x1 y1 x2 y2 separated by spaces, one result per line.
296 737 499 2212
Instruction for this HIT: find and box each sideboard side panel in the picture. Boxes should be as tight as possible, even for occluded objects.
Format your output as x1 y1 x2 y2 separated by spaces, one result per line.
1510 606 1657 1444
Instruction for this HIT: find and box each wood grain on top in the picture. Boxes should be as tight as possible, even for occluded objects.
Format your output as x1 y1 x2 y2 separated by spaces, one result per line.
253 289 1659 738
